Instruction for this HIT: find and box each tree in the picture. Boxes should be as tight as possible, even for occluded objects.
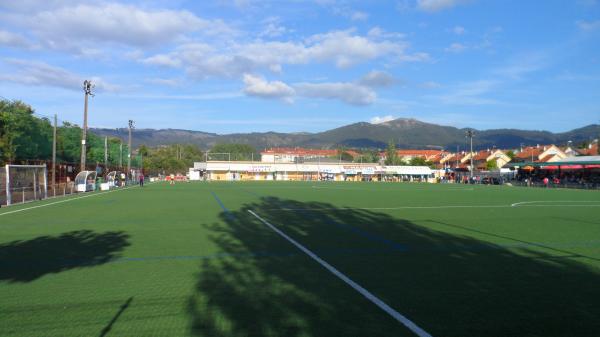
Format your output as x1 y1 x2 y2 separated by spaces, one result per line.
486 160 498 170
138 145 150 157
353 149 379 163
0 99 52 163
384 140 398 165
408 157 433 167
210 143 257 161
337 148 354 162
56 122 82 164
505 150 515 160
141 144 204 175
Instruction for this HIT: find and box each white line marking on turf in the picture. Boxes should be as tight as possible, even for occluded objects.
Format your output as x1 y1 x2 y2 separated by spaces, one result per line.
511 200 600 207
267 203 600 211
248 209 433 337
0 186 136 217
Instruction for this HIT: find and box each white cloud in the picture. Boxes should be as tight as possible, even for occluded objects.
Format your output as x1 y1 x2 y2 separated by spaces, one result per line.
370 115 395 124
330 6 369 21
555 71 599 81
435 80 498 105
243 74 295 102
0 58 118 92
241 73 377 106
0 30 33 49
33 4 211 46
445 42 466 53
141 29 424 79
367 26 405 39
294 82 376 105
452 26 466 35
351 11 369 21
396 0 412 12
306 30 406 68
258 16 289 38
4 3 235 53
492 52 547 79
142 54 183 68
420 81 441 89
260 22 288 38
116 92 243 100
577 20 600 31
146 78 182 87
359 71 396 87
416 0 469 12
0 0 73 12
399 52 432 62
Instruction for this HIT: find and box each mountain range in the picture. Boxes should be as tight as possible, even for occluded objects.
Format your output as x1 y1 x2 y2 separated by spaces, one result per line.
91 118 600 151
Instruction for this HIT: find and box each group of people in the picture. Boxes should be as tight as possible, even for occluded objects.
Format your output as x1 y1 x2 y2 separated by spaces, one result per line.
164 173 187 185
516 170 600 189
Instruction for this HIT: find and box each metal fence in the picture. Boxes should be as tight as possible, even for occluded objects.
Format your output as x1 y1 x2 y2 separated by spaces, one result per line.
508 180 600 190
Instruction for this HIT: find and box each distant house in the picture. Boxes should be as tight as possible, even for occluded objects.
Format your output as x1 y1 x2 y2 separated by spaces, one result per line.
562 146 581 157
576 142 599 156
513 145 567 163
439 152 467 169
430 152 455 169
471 149 512 169
379 149 446 163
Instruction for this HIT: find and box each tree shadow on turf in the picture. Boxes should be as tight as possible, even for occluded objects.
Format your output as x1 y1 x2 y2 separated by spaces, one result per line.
188 197 600 337
0 230 130 283
99 296 134 337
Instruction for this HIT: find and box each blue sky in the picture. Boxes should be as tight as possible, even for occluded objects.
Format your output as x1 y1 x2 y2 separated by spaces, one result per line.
1 0 599 133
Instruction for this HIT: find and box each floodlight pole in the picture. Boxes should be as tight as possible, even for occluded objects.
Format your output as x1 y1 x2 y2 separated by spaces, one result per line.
80 80 94 173
119 142 123 168
104 136 108 172
531 148 534 162
127 120 134 181
52 114 57 189
456 145 459 168
465 130 474 179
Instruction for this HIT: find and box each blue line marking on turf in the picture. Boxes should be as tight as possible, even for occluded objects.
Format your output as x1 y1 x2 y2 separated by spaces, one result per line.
294 208 408 252
242 189 261 197
210 191 235 220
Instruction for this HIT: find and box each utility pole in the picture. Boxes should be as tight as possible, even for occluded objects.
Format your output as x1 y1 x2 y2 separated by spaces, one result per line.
52 114 57 190
119 142 123 168
465 130 475 179
456 145 459 168
80 80 94 172
104 136 108 172
127 120 134 180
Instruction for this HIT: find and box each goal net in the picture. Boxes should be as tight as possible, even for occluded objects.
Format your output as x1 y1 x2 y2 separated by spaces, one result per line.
2 165 48 206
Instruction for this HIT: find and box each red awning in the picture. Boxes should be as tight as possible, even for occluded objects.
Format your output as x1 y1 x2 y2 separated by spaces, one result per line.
540 165 559 170
559 165 584 169
585 164 600 169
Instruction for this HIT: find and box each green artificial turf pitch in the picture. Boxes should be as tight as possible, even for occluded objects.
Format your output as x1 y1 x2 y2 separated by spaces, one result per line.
1 181 599 337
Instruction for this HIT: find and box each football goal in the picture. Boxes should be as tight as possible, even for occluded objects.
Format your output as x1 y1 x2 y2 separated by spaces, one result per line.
2 164 48 206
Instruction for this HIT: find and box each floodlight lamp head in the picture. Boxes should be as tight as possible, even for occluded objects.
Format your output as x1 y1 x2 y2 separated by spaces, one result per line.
128 120 135 129
83 80 95 96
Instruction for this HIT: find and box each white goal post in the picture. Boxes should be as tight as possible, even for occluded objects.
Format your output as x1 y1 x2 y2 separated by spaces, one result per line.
3 164 48 206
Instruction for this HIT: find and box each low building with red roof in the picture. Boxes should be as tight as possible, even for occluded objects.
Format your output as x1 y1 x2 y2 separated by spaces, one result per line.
513 145 567 163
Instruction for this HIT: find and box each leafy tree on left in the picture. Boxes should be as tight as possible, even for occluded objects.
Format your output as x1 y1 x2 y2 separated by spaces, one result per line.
0 98 127 166
0 100 52 163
